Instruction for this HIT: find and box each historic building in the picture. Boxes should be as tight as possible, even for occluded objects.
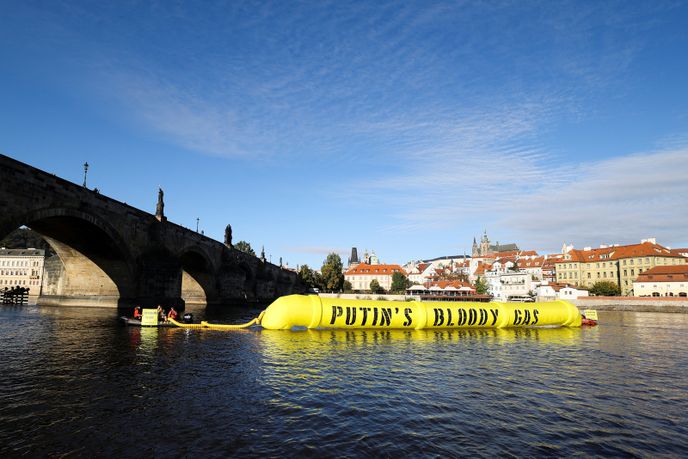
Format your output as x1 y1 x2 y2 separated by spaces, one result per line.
633 265 688 297
555 240 686 295
344 262 405 292
471 231 519 258
0 248 45 299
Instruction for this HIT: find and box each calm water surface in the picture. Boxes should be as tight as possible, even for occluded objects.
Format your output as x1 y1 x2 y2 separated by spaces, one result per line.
1 305 687 457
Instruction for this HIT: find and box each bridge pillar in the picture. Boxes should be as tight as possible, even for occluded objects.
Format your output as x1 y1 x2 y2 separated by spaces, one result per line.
134 253 186 310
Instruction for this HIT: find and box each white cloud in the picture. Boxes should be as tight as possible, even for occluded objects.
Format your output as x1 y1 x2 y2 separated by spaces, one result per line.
504 148 688 251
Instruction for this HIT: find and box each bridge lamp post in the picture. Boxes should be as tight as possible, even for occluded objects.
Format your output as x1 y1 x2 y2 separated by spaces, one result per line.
82 162 89 187
196 217 199 233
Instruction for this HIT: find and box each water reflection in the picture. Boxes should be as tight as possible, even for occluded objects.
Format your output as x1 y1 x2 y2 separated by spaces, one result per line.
1 306 687 457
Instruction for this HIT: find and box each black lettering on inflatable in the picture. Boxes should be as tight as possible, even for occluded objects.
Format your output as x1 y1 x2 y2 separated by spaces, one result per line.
395 307 399 314
532 309 539 325
490 309 498 326
403 308 413 327
479 309 488 326
468 309 477 326
359 307 371 326
447 308 453 326
433 308 445 326
458 309 467 326
523 309 531 325
380 308 393 326
513 309 522 326
346 306 357 325
330 306 343 325
372 308 379 326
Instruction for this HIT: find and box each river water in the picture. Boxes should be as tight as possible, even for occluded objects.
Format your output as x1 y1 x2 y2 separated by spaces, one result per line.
1 305 687 458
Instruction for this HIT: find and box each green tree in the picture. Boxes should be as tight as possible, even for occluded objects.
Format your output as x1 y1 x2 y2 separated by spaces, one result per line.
298 264 322 290
343 280 353 292
320 253 344 292
474 276 489 295
369 279 384 294
234 240 255 256
589 280 621 296
390 271 410 293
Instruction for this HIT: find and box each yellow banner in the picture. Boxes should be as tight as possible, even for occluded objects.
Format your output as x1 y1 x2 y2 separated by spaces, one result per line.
141 309 159 326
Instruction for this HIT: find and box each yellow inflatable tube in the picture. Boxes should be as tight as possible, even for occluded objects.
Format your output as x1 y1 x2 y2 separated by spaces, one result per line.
261 295 582 330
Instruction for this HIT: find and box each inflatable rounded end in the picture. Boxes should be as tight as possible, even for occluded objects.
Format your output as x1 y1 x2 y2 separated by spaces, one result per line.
261 294 322 330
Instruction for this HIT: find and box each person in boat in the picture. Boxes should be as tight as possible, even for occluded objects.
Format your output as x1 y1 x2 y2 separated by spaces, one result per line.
167 307 178 321
133 306 142 320
157 305 165 322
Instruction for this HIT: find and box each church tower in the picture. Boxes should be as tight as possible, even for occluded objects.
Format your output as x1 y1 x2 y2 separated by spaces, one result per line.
348 247 360 269
480 230 490 256
472 237 478 257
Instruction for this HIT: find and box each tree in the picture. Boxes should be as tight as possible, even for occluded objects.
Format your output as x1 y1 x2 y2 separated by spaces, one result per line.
589 280 621 296
474 276 489 295
343 280 353 292
369 279 384 294
320 253 344 292
298 264 323 290
234 240 255 256
390 272 410 293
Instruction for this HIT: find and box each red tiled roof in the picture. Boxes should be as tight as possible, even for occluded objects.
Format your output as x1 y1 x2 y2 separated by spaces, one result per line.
417 263 431 272
635 265 688 283
426 280 474 290
556 242 684 264
345 263 406 276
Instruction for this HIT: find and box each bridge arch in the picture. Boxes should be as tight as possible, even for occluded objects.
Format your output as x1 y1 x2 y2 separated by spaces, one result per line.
179 247 219 306
3 207 136 307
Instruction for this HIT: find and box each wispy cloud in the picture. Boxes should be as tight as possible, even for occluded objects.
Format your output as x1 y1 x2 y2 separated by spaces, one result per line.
504 147 688 251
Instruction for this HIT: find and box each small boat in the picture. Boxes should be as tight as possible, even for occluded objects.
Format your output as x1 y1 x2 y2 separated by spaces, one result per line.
118 316 176 327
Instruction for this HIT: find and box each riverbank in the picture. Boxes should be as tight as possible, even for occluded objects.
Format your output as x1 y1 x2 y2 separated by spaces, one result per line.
572 296 688 313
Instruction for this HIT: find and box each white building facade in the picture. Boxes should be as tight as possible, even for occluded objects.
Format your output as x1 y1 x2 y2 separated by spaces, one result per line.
0 248 45 299
485 261 537 301
345 263 406 292
633 265 688 297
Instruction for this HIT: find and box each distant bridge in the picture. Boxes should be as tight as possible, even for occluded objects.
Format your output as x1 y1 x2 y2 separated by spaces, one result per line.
0 154 304 309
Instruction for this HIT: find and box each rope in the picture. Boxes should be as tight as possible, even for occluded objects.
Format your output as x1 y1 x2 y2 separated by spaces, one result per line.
169 311 264 331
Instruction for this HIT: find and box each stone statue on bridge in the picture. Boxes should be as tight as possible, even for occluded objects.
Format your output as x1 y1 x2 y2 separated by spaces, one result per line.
155 188 166 222
224 224 232 248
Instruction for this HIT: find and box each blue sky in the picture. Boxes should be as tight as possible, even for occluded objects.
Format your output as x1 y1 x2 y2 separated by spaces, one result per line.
1 0 687 269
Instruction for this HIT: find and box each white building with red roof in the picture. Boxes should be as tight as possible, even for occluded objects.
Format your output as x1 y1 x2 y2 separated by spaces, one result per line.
633 265 688 297
345 262 406 292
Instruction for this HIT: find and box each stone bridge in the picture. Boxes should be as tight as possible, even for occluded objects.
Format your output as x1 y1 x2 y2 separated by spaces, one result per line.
0 154 305 309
